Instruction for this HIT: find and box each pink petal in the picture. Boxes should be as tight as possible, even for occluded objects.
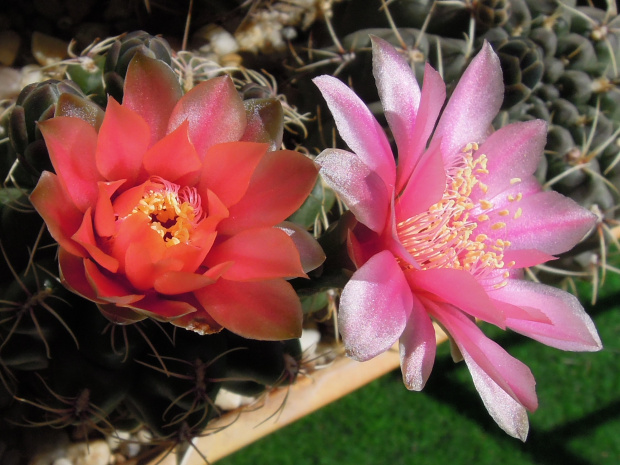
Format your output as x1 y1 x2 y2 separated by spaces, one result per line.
167 75 246 159
371 36 421 182
123 53 183 147
399 293 436 391
339 250 412 361
488 280 602 351
428 302 537 440
316 148 390 233
95 98 150 184
217 149 318 235
195 279 303 340
475 120 547 200
466 355 531 441
407 268 505 327
198 141 269 208
395 138 446 220
434 42 504 164
204 227 306 281
276 221 326 273
396 63 446 193
313 75 395 189
71 208 119 273
142 120 201 182
38 117 101 212
502 249 556 268
490 298 552 325
30 171 85 257
479 190 597 255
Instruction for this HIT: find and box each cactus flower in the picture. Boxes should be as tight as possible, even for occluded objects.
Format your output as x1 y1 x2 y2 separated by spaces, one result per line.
314 37 602 439
31 53 320 340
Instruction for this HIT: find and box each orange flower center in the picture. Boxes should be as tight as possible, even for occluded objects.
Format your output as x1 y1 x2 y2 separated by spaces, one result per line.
396 143 518 288
132 178 203 247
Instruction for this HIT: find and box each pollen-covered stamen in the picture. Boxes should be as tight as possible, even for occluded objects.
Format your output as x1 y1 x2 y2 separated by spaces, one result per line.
396 143 516 285
132 177 204 247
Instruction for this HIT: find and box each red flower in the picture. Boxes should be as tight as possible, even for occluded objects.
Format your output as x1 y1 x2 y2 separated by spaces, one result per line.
31 54 320 340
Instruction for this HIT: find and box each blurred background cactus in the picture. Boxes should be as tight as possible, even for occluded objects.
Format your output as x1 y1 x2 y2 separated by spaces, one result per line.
0 0 618 463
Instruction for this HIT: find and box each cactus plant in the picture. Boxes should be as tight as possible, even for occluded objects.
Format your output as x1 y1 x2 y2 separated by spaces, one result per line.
0 0 616 462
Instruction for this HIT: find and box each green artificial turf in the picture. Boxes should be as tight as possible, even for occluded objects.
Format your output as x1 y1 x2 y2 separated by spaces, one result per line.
217 274 620 465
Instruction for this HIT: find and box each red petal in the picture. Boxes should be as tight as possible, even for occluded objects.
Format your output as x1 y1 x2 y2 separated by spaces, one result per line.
95 98 150 184
30 171 85 257
195 279 302 340
124 240 174 291
58 248 103 303
98 303 147 324
204 227 306 281
164 230 216 272
128 295 197 321
198 141 269 207
94 180 125 237
123 53 183 147
277 221 326 273
112 213 166 274
38 117 101 211
218 150 318 235
142 120 202 182
112 182 146 218
153 271 215 295
201 188 230 230
72 208 119 273
83 259 143 305
167 75 246 159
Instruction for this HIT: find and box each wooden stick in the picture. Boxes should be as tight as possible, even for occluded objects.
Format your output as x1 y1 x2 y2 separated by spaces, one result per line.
153 325 448 465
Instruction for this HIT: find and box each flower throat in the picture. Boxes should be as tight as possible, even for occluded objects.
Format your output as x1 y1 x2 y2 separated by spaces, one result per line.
132 178 203 247
396 143 516 286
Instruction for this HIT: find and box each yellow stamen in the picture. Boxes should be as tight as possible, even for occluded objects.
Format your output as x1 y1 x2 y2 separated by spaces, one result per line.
130 181 202 248
395 145 515 288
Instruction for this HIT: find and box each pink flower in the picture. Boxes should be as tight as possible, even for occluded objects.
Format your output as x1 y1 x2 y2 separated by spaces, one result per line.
31 53 321 341
314 37 602 439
